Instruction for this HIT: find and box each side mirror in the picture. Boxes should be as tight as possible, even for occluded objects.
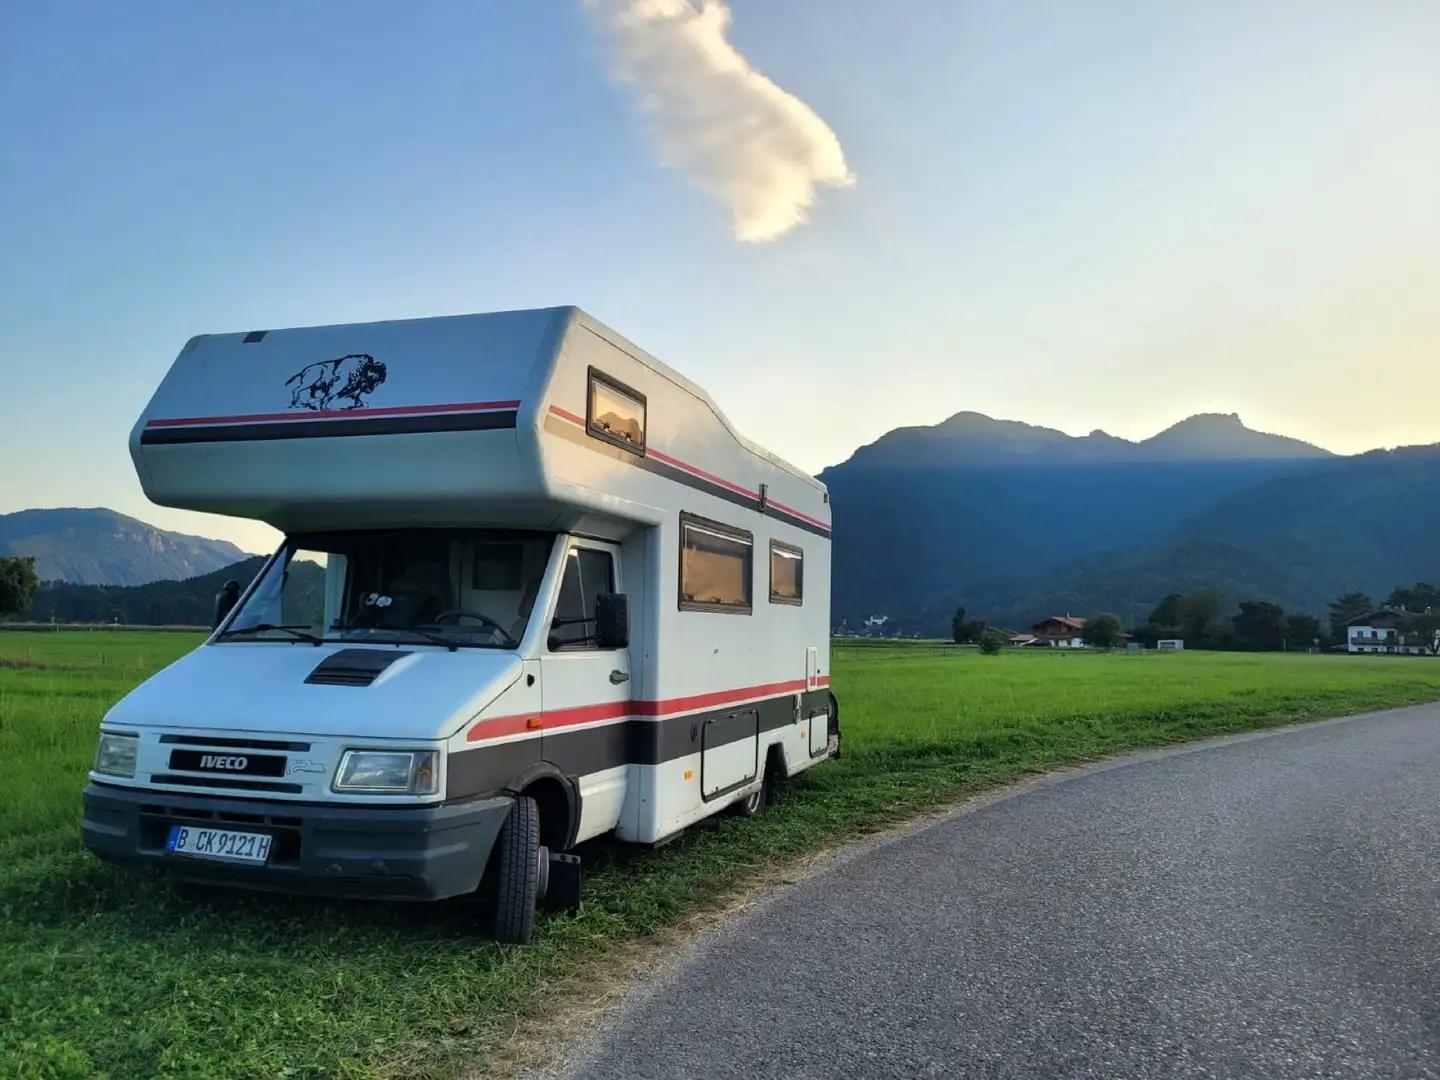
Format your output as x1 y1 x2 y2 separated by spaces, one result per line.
213 580 241 630
595 593 630 650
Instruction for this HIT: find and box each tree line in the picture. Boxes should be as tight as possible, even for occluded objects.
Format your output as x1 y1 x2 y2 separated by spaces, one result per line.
1108 583 1435 653
949 582 1440 653
0 556 272 626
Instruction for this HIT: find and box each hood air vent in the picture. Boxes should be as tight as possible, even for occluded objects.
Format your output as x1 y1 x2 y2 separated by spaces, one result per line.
305 649 411 687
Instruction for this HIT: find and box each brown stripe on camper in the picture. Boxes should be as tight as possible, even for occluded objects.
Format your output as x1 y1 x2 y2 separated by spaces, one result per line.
141 401 521 444
445 682 833 800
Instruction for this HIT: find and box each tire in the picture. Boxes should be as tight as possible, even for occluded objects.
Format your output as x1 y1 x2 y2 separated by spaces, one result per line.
733 775 768 818
733 749 780 818
491 795 544 945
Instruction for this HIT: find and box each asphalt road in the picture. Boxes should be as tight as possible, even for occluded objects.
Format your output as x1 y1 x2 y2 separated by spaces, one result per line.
552 706 1440 1080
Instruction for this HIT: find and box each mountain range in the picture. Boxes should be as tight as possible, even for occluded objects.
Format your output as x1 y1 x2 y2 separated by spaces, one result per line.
821 412 1438 631
6 412 1438 632
0 508 248 586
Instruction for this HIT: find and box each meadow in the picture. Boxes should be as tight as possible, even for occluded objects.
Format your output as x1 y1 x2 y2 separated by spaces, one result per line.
5 630 1440 1079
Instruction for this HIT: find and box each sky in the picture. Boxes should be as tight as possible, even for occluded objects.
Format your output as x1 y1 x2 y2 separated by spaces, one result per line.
2 0 1438 555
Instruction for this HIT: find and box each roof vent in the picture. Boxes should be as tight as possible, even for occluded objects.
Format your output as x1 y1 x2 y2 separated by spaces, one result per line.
305 649 410 687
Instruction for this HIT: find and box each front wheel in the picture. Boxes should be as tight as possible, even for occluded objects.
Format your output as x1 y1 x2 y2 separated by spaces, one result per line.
491 795 544 945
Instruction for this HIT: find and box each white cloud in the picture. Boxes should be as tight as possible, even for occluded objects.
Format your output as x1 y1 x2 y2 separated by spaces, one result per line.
586 0 855 242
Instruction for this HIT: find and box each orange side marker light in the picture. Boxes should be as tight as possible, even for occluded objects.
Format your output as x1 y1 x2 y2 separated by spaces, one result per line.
526 717 543 731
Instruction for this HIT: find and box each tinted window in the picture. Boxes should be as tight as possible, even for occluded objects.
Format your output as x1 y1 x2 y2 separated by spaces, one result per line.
769 542 803 604
472 543 524 591
680 516 752 613
550 547 617 649
220 529 552 650
588 370 646 454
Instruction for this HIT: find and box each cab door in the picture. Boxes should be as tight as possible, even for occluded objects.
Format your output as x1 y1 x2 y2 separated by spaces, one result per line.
539 539 630 844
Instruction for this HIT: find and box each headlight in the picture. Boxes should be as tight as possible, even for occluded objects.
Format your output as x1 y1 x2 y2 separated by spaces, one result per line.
333 750 439 795
94 732 138 778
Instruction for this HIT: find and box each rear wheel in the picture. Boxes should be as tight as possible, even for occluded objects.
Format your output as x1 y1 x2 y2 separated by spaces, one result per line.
734 776 768 817
491 795 545 945
733 747 782 818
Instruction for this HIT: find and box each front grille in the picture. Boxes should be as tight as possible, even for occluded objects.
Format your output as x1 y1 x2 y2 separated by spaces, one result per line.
159 735 311 751
166 749 288 778
140 804 303 828
151 774 304 794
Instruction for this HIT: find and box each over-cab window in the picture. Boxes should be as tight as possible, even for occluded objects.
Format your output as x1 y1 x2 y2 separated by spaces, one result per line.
587 368 646 455
769 541 803 605
680 514 752 614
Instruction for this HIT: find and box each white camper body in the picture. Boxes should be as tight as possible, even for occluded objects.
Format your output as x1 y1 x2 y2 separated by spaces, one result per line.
82 306 837 941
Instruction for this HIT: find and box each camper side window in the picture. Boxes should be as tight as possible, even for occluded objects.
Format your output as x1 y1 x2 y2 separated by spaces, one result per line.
769 541 803 605
587 368 646 455
679 514 752 613
550 547 617 650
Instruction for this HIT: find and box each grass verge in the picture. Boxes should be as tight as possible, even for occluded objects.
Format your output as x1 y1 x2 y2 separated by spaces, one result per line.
4 635 1440 1079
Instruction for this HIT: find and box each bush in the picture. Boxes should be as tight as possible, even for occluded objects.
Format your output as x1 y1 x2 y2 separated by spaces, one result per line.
0 556 38 617
978 629 1007 655
1081 612 1123 650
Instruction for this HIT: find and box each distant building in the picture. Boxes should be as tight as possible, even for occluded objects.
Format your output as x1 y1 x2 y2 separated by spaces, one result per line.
1345 610 1434 655
1030 615 1087 648
1157 639 1184 651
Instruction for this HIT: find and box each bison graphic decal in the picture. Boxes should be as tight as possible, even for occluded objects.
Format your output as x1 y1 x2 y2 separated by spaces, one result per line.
284 354 387 411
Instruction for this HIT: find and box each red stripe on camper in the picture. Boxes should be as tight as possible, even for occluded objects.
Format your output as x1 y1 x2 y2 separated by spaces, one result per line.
147 400 522 429
766 498 831 530
465 699 632 741
464 678 815 743
646 448 759 499
629 679 808 716
549 405 586 427
546 404 829 530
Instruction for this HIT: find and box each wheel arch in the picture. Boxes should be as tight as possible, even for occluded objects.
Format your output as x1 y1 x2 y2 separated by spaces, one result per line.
505 762 580 851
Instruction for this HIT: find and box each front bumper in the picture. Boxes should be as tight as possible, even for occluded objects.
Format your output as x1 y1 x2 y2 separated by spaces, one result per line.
82 783 513 901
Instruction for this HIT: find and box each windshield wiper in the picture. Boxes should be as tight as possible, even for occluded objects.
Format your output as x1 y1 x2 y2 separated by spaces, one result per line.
218 623 323 645
382 626 459 652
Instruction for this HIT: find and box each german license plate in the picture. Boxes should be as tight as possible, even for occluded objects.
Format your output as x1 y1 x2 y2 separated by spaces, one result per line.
166 825 272 864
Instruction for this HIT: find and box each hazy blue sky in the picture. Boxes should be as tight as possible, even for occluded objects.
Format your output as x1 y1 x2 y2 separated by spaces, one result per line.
2 1 1437 553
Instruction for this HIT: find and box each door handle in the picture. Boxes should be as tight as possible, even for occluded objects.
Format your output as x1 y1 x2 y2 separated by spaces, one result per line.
609 669 629 685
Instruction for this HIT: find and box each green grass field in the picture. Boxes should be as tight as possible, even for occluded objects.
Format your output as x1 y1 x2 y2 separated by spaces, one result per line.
5 631 1440 1079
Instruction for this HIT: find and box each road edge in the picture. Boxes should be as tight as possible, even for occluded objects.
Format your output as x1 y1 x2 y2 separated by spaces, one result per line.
499 701 1437 1079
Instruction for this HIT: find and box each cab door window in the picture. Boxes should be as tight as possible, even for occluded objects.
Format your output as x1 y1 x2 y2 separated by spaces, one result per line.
549 547 616 650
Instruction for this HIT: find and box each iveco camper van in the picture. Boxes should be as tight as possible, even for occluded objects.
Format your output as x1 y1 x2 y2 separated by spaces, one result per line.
82 307 839 943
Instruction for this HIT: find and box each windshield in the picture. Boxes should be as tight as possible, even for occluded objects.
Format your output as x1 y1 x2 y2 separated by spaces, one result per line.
218 528 557 649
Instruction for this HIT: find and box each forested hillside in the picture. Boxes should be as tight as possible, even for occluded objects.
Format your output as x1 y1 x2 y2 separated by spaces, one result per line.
0 508 247 585
8 558 325 627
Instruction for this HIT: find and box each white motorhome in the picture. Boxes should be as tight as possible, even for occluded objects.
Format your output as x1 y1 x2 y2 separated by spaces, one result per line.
82 306 839 943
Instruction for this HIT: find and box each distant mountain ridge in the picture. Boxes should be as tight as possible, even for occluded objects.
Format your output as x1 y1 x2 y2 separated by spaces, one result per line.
838 411 1331 469
821 411 1440 633
10 411 1435 634
0 508 248 586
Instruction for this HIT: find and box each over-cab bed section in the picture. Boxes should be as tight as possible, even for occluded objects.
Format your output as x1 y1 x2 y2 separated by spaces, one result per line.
130 308 572 530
